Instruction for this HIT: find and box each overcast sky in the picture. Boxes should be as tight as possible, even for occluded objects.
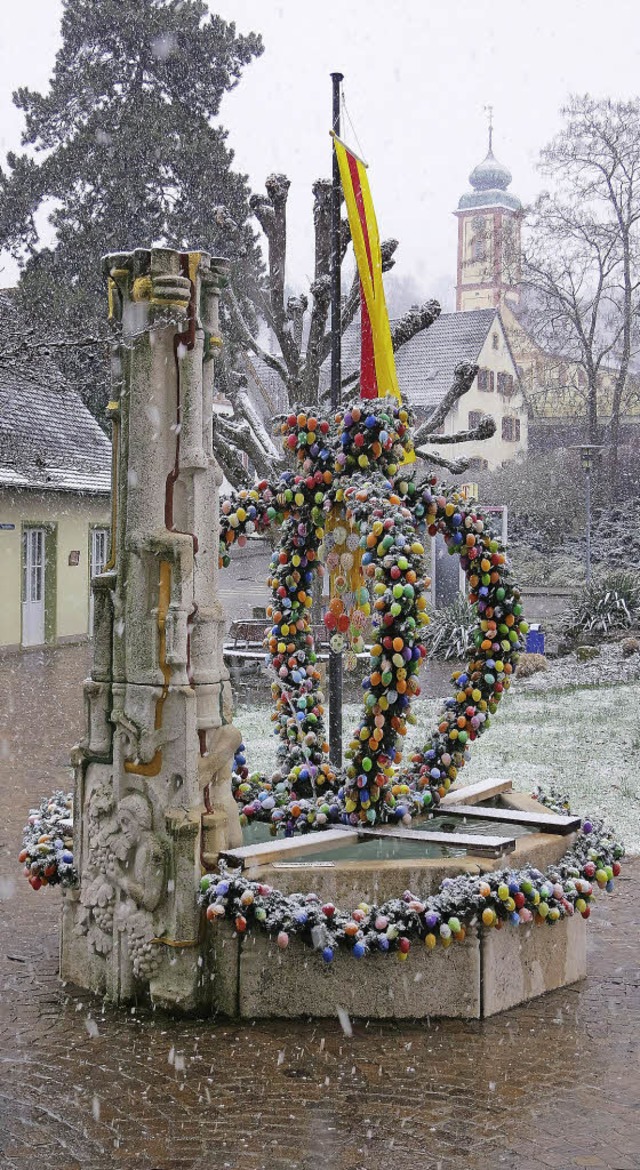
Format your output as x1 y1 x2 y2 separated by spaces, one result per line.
2 1 640 308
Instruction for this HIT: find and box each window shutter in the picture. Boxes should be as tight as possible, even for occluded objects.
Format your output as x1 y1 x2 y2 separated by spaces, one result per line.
497 372 514 395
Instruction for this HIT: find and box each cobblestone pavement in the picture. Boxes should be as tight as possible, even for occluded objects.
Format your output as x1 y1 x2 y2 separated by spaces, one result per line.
1 645 639 1170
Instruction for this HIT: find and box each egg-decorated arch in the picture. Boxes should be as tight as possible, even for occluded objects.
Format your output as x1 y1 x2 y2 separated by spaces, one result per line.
219 399 528 833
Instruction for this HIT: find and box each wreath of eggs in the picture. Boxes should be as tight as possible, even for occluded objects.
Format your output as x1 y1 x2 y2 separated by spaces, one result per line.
219 398 528 834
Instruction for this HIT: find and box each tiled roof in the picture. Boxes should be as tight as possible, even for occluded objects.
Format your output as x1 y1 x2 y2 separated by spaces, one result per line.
337 308 499 410
242 309 501 417
241 352 289 417
395 309 498 408
0 296 112 495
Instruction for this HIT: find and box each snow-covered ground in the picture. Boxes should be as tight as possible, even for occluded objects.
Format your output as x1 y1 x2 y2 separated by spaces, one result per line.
236 655 640 855
518 641 640 691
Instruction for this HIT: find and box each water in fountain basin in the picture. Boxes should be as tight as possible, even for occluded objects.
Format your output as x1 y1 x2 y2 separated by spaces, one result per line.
239 811 536 863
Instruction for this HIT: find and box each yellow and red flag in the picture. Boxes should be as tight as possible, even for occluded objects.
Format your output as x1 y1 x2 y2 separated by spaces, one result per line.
332 134 403 407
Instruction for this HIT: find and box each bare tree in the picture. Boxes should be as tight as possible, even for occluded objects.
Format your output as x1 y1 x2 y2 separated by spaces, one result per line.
522 95 640 492
214 174 494 484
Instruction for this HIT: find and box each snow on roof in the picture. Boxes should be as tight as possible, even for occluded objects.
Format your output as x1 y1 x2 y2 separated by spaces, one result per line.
242 308 506 418
0 290 112 495
0 370 112 496
395 309 500 408
336 308 500 410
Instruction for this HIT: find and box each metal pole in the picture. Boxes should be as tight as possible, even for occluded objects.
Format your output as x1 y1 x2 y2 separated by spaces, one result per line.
585 460 592 584
329 70 344 770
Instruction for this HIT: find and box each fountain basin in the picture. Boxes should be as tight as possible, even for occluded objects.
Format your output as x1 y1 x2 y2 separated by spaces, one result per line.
201 913 586 1021
191 783 588 1021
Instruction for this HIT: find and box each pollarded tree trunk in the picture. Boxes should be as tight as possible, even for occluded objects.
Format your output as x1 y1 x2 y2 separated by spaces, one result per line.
216 176 496 485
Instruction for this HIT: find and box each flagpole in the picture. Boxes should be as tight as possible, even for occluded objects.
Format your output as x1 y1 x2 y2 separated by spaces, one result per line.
329 70 344 771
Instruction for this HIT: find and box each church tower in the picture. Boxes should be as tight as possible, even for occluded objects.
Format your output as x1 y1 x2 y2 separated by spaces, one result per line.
455 120 523 313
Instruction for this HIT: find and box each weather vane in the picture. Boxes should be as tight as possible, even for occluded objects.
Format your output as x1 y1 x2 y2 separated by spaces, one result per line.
484 104 494 153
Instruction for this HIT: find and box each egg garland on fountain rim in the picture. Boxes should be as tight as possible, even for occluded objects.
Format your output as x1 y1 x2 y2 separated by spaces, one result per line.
218 395 528 833
198 802 625 961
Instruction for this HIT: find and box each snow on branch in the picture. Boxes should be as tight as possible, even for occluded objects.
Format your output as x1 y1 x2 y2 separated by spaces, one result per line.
417 449 471 475
413 361 478 446
391 299 440 351
226 285 289 384
428 414 496 444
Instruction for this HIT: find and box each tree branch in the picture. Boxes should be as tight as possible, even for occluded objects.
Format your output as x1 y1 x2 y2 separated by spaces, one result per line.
426 414 496 444
249 173 299 371
225 284 290 385
416 449 471 474
213 409 283 484
413 361 478 445
391 299 441 352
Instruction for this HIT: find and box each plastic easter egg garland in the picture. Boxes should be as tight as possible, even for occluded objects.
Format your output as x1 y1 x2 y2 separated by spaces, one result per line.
198 798 625 960
19 782 626 965
218 399 529 832
17 790 76 890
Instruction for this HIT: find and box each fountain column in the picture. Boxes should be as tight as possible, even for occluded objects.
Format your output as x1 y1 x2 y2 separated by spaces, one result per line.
60 247 240 1011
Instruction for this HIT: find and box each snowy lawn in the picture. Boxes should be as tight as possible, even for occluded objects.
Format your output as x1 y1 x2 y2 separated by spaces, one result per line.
235 679 640 854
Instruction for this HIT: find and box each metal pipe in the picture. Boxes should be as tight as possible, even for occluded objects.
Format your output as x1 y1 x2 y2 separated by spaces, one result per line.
585 460 592 584
329 70 344 770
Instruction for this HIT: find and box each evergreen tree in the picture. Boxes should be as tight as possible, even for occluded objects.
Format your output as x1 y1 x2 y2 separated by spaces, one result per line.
0 0 263 416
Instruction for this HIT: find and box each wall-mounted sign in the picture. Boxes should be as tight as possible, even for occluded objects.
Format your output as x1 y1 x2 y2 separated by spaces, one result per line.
68 550 81 566
0 523 16 530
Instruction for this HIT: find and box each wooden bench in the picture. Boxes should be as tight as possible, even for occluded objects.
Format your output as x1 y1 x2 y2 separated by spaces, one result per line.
223 619 332 673
222 618 373 675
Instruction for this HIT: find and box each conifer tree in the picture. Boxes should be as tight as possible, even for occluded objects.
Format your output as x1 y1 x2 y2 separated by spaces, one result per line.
0 0 263 416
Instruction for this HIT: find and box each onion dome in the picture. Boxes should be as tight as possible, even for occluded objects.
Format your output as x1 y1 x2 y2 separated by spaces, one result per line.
457 148 522 213
469 149 512 192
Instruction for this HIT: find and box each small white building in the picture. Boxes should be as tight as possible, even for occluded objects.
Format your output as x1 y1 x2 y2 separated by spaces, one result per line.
0 359 112 650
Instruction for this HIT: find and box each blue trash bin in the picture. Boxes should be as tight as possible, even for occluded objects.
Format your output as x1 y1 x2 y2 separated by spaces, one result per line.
526 624 545 654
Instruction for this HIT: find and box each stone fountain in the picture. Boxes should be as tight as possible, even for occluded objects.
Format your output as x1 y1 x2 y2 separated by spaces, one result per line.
59 244 594 1021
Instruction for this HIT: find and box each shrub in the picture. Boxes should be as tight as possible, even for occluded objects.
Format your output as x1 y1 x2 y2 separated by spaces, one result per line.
562 571 640 641
508 546 584 588
424 593 476 661
516 652 549 678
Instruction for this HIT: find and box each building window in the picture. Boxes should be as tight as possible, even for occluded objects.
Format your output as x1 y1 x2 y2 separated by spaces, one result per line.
470 215 487 262
468 410 482 430
502 416 521 442
497 372 514 396
477 368 494 392
492 332 499 350
468 457 489 471
89 527 111 637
